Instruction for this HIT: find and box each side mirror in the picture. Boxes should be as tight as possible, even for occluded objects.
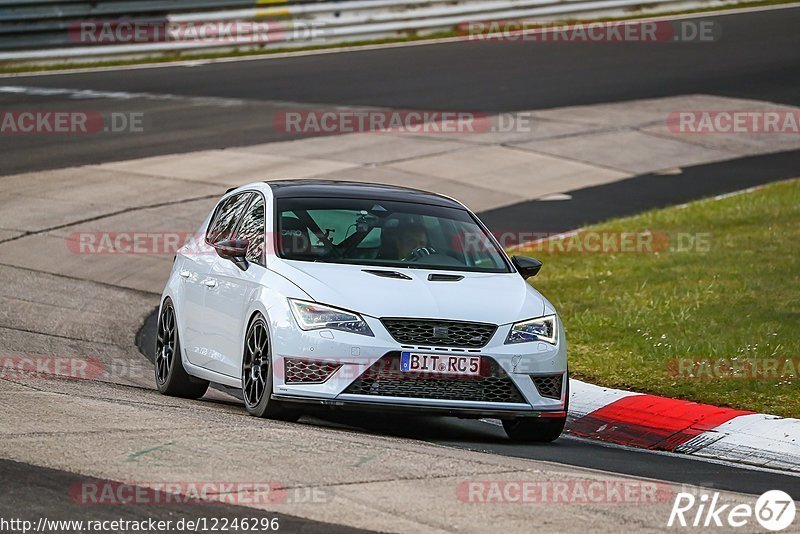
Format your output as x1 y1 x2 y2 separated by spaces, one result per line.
213 239 249 270
512 255 542 279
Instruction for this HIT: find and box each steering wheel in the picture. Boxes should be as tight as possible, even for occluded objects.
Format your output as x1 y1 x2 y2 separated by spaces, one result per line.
402 246 437 262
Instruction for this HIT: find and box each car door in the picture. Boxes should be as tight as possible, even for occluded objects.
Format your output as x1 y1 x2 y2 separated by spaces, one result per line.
174 241 207 363
202 192 267 378
185 191 254 371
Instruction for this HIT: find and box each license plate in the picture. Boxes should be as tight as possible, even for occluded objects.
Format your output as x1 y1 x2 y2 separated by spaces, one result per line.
400 352 481 377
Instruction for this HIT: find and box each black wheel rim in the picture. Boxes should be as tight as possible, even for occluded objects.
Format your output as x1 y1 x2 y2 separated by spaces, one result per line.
243 319 269 408
155 303 175 385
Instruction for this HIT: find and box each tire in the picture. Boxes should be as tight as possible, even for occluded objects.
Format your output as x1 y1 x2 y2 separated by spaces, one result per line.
242 314 301 422
154 298 209 399
503 374 569 442
502 417 566 443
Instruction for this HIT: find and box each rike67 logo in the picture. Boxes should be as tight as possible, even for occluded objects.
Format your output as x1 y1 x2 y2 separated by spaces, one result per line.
668 490 796 531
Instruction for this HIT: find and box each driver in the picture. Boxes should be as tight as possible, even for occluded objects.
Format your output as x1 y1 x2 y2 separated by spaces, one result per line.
378 220 432 260
397 223 430 260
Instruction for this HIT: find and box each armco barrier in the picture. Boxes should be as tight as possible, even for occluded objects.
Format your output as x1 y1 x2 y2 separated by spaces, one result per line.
0 0 729 62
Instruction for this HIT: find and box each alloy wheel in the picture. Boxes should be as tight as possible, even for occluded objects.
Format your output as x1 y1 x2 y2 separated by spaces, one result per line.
155 303 176 385
243 318 270 408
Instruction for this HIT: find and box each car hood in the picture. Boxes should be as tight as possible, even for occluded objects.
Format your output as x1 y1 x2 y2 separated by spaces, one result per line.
271 260 547 325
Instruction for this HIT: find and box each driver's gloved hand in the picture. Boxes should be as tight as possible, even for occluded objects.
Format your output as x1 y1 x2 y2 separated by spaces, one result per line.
409 246 436 260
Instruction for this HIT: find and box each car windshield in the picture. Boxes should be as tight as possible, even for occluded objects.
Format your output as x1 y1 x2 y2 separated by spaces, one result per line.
276 197 511 273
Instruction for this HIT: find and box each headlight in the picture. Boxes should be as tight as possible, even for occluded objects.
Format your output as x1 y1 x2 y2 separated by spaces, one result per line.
505 315 557 345
288 299 373 336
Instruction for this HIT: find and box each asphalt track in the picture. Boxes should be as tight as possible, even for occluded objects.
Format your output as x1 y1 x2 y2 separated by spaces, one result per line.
132 152 800 499
141 347 800 500
479 148 800 233
1 7 799 176
3 4 800 527
0 459 371 534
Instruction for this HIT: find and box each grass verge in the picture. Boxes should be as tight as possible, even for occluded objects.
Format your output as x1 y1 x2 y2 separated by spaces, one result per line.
517 179 800 417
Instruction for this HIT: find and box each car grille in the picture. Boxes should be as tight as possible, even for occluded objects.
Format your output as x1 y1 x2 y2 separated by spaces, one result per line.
343 354 525 403
284 358 341 384
380 318 497 348
531 374 564 399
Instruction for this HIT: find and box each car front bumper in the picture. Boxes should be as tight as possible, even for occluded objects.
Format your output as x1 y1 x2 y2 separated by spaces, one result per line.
269 312 568 417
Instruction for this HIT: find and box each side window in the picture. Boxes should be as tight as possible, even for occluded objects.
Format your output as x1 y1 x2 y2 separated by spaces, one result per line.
206 193 253 244
237 195 266 266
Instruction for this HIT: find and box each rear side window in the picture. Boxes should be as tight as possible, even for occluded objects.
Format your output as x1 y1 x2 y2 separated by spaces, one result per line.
237 195 266 266
206 192 253 244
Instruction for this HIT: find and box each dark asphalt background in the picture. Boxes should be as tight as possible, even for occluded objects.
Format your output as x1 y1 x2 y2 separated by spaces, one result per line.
1 7 799 176
480 149 800 233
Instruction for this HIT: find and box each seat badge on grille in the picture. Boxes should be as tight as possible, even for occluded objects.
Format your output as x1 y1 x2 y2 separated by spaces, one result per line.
432 326 449 337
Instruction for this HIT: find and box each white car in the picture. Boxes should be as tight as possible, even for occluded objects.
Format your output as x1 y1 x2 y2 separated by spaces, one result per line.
155 180 568 441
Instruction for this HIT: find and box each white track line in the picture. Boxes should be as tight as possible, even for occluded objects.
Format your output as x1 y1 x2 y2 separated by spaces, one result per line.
0 85 246 107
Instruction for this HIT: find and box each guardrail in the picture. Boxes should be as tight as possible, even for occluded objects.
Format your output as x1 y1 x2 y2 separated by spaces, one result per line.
0 0 726 62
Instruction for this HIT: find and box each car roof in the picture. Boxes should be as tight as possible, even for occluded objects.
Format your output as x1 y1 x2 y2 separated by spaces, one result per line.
262 180 465 209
